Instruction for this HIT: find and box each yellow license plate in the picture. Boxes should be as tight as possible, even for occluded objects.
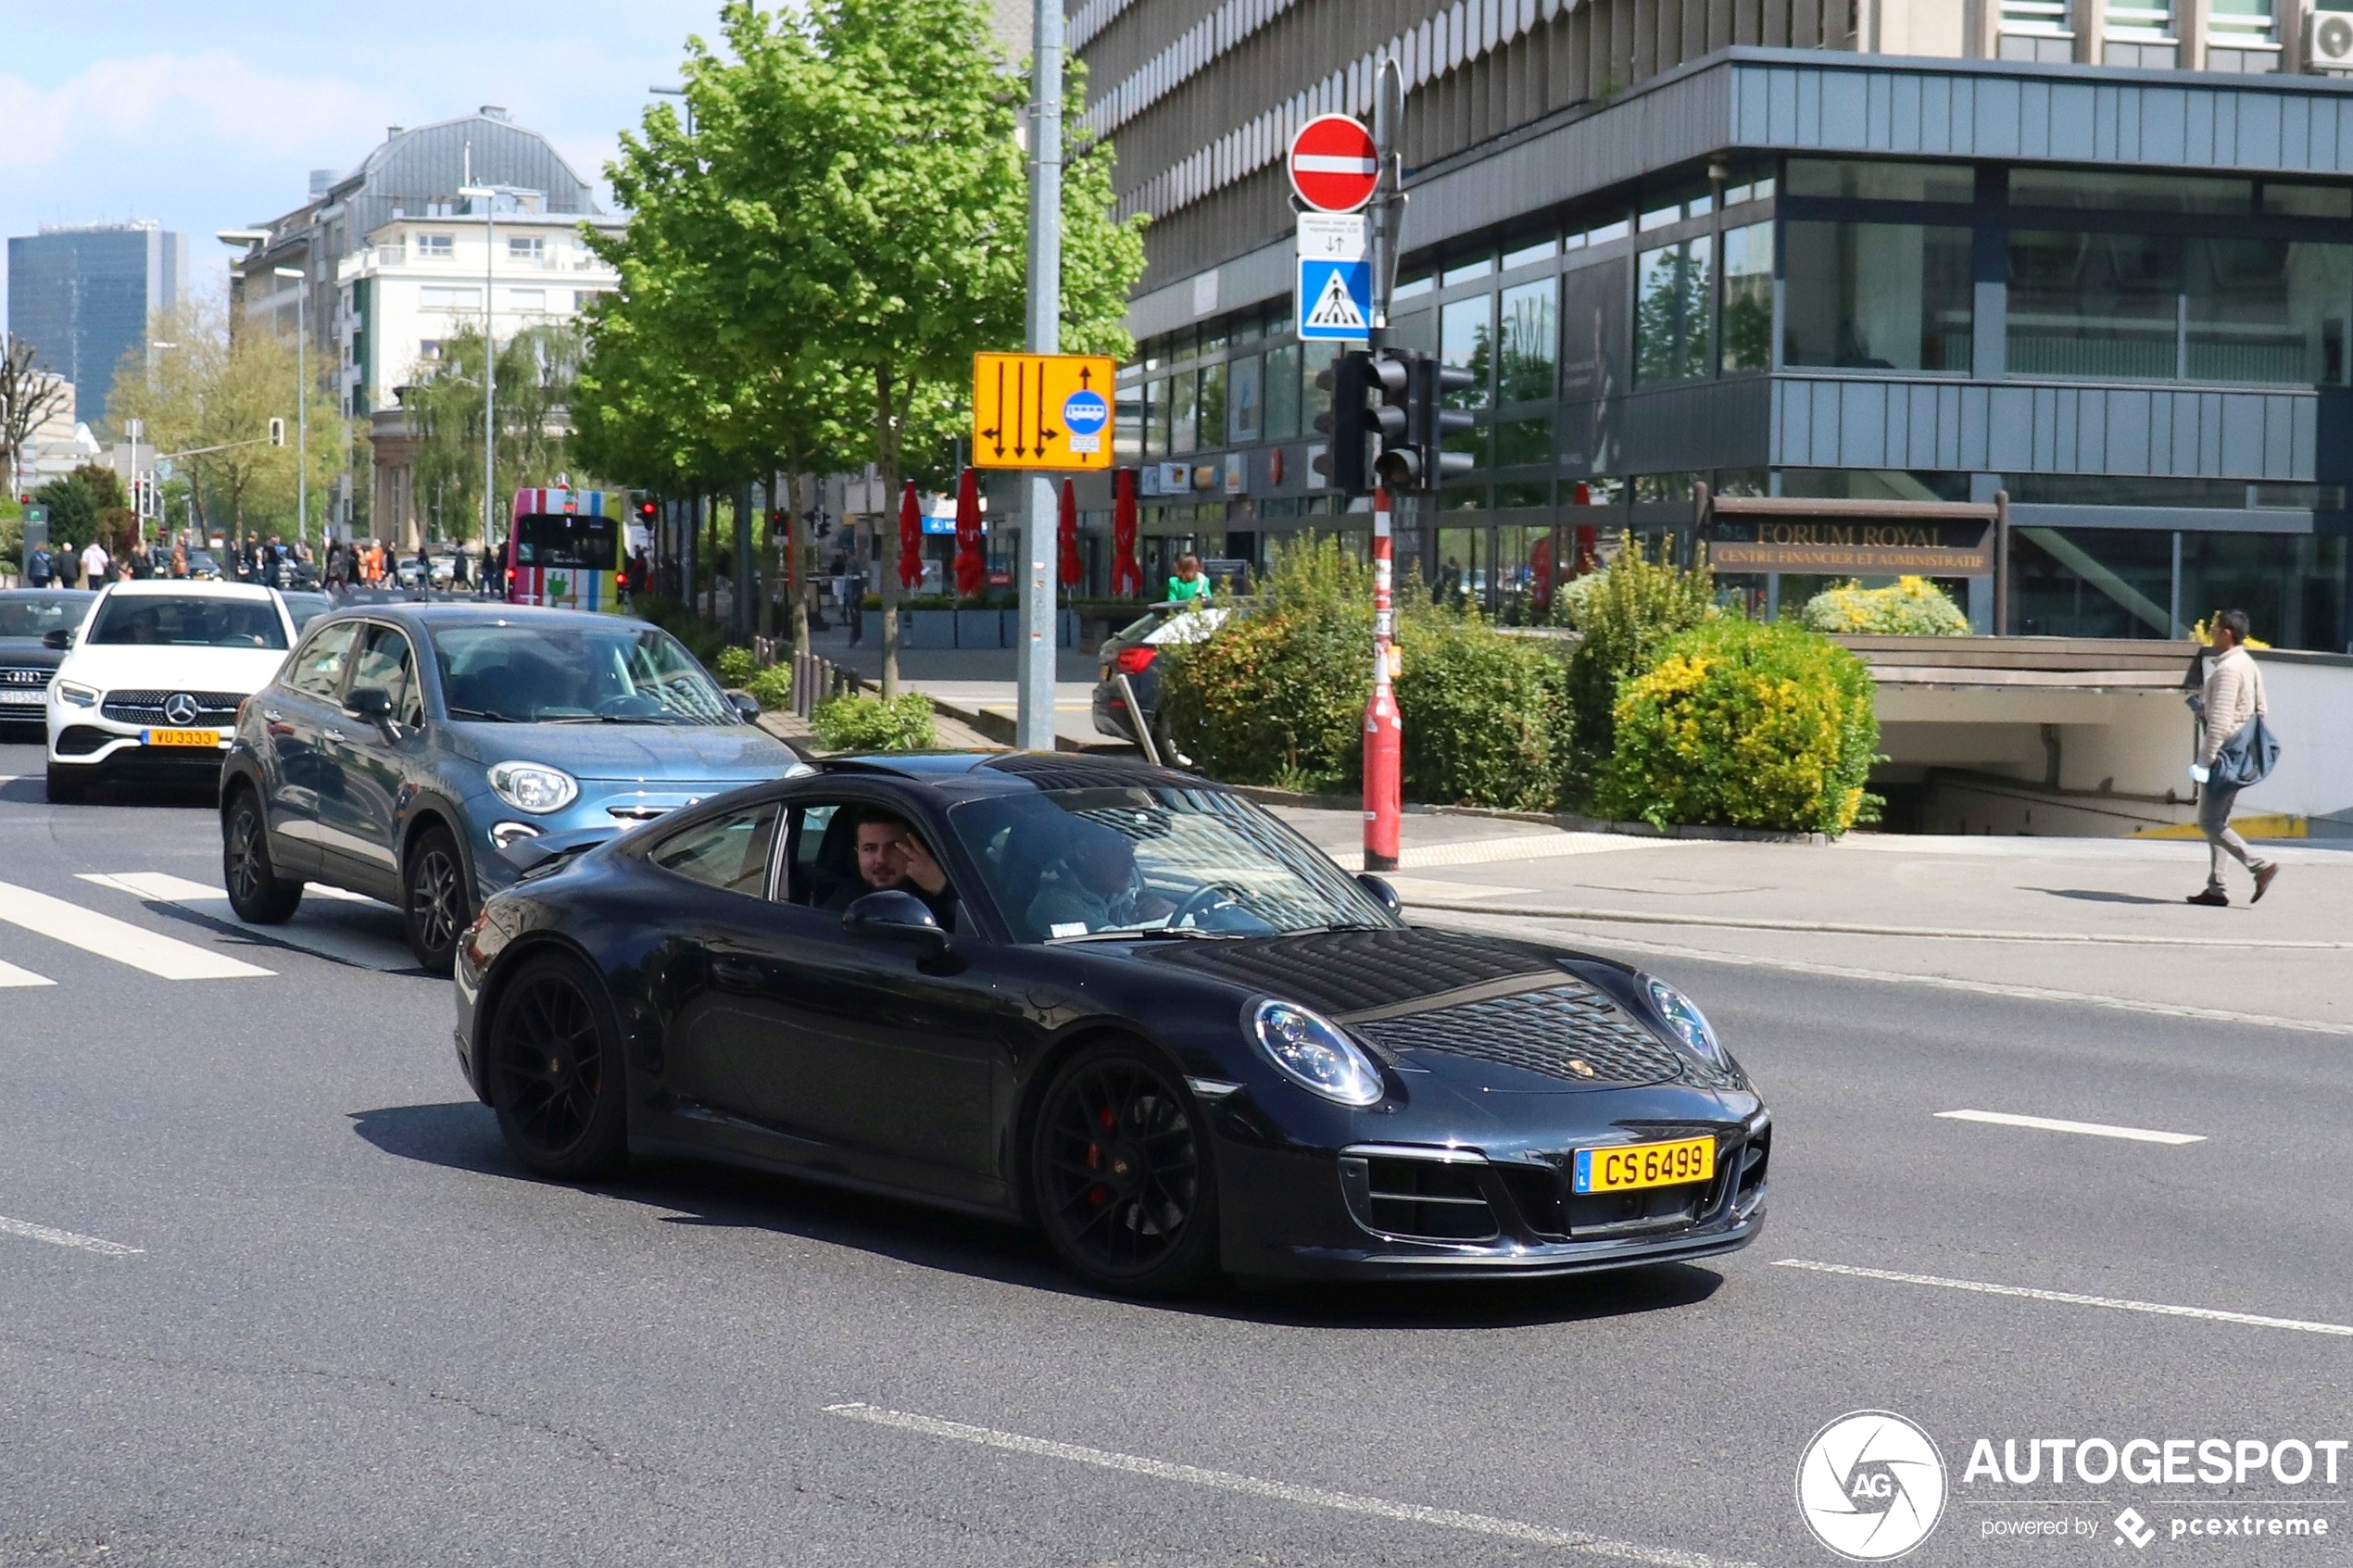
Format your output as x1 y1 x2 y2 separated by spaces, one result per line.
144 728 221 748
1573 1135 1715 1194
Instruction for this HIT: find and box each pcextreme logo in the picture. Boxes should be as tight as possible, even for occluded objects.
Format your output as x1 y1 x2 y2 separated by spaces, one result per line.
1796 1411 1949 1561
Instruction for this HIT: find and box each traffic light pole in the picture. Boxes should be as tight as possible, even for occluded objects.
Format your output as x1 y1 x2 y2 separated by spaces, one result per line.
1017 0 1065 754
1363 57 1407 874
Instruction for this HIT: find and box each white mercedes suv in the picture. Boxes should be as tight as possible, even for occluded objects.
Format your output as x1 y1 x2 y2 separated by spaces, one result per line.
44 580 297 804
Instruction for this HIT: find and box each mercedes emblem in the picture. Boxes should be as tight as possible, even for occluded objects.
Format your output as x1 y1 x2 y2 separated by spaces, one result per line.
162 693 199 724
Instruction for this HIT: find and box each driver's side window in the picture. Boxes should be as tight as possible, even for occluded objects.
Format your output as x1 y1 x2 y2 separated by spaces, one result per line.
287 621 359 699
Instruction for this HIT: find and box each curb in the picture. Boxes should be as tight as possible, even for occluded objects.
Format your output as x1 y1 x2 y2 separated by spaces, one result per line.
1408 900 2352 948
1220 784 1830 845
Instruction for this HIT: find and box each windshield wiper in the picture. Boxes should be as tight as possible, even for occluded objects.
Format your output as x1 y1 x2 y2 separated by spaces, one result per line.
1049 927 1245 944
446 706 516 722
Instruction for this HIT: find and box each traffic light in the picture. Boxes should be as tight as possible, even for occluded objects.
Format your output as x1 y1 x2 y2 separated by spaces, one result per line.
1418 358 1478 490
268 417 286 446
637 500 658 523
1310 351 1373 495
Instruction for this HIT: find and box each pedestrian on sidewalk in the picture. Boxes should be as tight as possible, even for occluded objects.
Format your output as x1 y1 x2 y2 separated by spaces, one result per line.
2186 608 2278 908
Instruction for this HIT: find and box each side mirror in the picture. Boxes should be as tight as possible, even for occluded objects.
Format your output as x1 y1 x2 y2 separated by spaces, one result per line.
1355 872 1403 916
344 685 393 721
42 628 73 651
727 690 761 724
842 888 947 952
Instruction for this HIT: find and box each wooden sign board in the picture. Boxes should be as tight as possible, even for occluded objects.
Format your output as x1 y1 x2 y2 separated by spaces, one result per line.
971 352 1117 471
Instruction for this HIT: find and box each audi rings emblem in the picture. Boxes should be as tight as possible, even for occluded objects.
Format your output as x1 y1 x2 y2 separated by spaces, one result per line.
162 693 200 724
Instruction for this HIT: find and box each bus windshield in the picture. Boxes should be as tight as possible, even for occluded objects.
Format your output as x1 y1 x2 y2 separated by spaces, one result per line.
513 513 617 571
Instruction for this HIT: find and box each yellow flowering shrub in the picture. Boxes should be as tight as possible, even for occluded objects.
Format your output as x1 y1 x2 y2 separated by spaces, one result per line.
1801 575 1970 635
1597 619 1880 834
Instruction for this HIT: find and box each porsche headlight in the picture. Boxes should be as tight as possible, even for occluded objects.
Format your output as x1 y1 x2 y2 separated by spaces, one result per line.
487 760 578 814
1645 978 1727 1068
1252 999 1386 1108
56 681 98 709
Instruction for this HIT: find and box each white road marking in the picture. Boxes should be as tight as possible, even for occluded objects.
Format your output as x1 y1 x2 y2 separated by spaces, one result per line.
0 1213 142 1255
0 958 55 987
1409 899 2351 948
1381 873 1534 902
80 872 413 973
1418 914 2353 1036
1935 1109 2205 1145
1773 1260 2353 1338
824 1401 1750 1568
0 878 271 980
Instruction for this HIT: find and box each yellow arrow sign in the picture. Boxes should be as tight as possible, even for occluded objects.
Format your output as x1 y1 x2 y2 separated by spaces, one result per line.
972 352 1117 471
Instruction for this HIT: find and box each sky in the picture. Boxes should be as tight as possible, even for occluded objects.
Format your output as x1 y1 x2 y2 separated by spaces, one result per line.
0 0 734 330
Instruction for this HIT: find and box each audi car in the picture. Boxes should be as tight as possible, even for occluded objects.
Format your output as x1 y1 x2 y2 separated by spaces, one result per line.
452 752 1770 1297
44 580 298 803
220 603 806 972
0 589 97 739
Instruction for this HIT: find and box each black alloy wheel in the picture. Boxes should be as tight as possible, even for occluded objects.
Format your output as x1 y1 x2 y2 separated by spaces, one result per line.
1032 1044 1219 1296
487 954 628 1179
403 824 471 974
222 789 303 923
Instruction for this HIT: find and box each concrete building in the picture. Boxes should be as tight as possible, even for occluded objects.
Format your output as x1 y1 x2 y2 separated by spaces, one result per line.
221 107 607 540
6 222 186 427
1074 0 2353 655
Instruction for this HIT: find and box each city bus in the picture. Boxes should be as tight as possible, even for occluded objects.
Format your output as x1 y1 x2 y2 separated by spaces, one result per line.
505 486 621 609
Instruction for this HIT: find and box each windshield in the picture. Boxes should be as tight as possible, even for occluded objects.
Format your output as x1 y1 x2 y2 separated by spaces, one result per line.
513 513 617 571
0 595 92 637
951 785 1401 944
86 594 286 649
433 621 735 724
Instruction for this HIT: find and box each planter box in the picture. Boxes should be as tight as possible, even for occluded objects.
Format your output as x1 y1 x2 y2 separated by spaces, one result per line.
956 608 1004 647
901 609 957 647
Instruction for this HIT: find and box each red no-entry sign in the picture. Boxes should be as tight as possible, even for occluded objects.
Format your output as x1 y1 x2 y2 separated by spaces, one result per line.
1288 114 1378 213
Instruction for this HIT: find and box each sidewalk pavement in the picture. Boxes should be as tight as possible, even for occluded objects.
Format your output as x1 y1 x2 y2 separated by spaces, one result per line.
796 621 1124 752
1269 805 2353 1032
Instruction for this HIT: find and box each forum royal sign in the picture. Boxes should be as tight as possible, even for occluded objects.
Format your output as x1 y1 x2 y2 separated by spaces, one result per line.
1709 521 1994 576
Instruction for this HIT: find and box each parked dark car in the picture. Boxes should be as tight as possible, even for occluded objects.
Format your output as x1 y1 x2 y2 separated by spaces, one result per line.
453 752 1770 1296
220 604 806 971
0 590 98 737
1089 599 1239 746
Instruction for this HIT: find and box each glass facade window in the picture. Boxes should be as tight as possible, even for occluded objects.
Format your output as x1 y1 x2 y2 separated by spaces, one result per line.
1169 371 1197 455
1442 256 1493 285
2184 239 2350 384
1786 159 1976 204
1441 295 1494 408
1781 469 1974 502
1227 354 1262 445
1493 417 1554 467
2008 230 2177 378
1302 341 1338 433
2262 183 2353 219
1784 222 1972 372
1264 343 1301 440
1721 221 1774 372
1635 236 1714 384
2182 533 2344 653
1497 278 1557 404
1145 377 1170 456
1197 362 1226 451
1115 380 1147 462
1503 237 1557 270
2008 168 2251 214
1395 273 1434 301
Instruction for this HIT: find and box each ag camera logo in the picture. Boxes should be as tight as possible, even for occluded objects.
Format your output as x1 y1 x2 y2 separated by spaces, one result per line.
1796 1411 1947 1561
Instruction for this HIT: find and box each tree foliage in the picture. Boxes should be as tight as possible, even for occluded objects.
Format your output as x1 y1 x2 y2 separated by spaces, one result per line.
403 321 587 542
0 333 70 495
1561 533 1719 756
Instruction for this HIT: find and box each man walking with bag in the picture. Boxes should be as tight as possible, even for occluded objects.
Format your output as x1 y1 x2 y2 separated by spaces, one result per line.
2186 608 2279 908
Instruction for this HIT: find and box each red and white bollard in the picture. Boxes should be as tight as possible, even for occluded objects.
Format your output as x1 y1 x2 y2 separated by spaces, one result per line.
1364 487 1402 872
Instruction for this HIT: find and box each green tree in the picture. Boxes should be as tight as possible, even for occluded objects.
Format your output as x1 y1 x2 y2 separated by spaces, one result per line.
581 0 1144 691
403 321 589 544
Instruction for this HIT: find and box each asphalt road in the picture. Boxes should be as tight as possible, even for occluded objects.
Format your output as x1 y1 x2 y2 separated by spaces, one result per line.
1 736 2347 1567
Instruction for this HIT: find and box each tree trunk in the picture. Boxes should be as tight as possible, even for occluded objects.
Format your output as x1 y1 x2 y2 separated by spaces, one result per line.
875 360 901 700
789 471 811 662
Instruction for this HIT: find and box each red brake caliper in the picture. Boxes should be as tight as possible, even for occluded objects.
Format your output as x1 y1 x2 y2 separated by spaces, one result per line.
1087 1103 1117 1204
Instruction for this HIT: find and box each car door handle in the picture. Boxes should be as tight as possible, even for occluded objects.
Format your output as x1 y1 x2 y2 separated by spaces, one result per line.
711 957 763 989
321 727 347 744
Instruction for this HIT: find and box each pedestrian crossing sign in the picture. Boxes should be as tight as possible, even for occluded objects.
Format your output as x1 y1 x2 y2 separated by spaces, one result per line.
1297 210 1372 343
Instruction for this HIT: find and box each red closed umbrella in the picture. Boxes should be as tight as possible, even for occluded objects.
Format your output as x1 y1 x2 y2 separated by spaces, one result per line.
896 480 923 590
1111 467 1142 597
952 467 986 598
1057 479 1082 588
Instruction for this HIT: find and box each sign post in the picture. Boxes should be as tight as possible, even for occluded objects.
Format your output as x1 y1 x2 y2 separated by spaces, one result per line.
1367 66 1409 873
1019 0 1067 754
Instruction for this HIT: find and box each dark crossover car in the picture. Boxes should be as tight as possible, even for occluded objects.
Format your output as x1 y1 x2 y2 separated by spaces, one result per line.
0 590 97 736
1090 599 1238 746
453 752 1770 1296
221 603 804 972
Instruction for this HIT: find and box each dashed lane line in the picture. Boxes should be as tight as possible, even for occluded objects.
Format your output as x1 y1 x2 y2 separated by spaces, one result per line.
1935 1109 2206 1145
1417 912 2353 1036
0 878 271 980
824 1401 1752 1568
1773 1260 2353 1338
0 1213 142 1256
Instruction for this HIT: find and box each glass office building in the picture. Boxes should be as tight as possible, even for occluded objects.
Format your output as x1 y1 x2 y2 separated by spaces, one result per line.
1075 9 2353 651
6 223 186 425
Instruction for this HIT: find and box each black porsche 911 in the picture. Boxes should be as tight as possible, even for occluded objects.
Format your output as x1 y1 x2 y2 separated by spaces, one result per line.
453 752 1770 1296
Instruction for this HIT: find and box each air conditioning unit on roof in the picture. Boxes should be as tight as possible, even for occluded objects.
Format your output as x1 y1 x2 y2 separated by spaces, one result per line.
2313 7 2353 69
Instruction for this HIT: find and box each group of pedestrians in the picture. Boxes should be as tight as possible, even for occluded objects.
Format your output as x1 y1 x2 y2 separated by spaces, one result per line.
21 536 117 589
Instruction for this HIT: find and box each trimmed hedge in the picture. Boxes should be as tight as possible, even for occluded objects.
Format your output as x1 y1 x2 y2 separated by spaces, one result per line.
1396 613 1573 812
1802 576 1970 635
1596 618 1880 835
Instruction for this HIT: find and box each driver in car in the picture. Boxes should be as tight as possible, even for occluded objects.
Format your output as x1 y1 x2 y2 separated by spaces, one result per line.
827 808 958 931
1027 821 1174 936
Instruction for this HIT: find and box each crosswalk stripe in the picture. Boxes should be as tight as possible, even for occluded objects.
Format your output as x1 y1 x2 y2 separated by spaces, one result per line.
81 872 416 974
0 958 55 988
0 879 272 980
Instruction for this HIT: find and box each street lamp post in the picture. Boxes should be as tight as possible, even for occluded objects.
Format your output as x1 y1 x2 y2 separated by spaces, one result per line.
271 266 308 558
459 185 498 556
